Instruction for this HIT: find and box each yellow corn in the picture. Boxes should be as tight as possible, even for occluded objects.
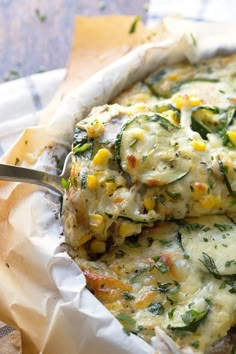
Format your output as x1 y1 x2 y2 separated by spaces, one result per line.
227 130 236 145
173 94 202 109
105 181 116 196
119 222 141 238
143 196 155 211
191 140 206 151
172 95 184 109
87 120 104 138
168 73 179 81
192 182 207 200
131 128 144 140
199 195 221 209
78 233 92 246
89 214 105 234
92 148 112 166
135 93 150 102
189 95 202 106
87 175 98 189
89 239 106 253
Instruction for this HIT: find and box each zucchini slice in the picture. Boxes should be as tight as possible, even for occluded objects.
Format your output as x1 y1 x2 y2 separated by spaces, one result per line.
116 114 192 186
190 105 236 140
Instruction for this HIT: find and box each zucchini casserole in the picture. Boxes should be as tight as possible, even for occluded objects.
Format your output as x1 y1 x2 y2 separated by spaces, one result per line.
63 54 236 353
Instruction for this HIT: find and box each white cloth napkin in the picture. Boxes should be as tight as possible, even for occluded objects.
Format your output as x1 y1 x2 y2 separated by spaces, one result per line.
0 0 232 157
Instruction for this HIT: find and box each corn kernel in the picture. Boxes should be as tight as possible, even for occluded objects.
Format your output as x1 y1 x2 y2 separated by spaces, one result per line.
92 148 112 166
87 175 98 189
87 120 104 138
131 128 144 140
168 73 179 81
134 93 150 103
199 195 221 209
227 130 236 145
89 239 106 253
191 140 206 151
143 196 155 211
89 214 105 234
119 222 141 238
172 95 184 110
189 95 202 106
192 182 207 200
135 103 147 112
105 182 116 196
78 233 92 246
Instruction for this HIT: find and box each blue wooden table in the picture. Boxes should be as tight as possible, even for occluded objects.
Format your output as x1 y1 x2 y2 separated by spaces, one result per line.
0 0 148 82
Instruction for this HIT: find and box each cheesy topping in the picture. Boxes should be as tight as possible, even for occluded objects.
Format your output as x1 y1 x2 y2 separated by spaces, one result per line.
63 53 236 353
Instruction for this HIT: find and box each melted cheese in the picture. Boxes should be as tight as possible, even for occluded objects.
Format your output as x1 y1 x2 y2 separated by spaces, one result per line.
63 53 236 353
76 217 236 353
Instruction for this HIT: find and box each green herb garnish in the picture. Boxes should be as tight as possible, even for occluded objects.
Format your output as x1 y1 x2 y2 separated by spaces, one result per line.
121 292 135 301
225 260 235 267
73 143 92 155
158 239 173 247
148 302 164 315
199 252 221 279
191 339 200 348
116 313 136 326
181 308 209 331
61 178 70 190
218 158 236 196
214 223 233 232
190 33 197 47
35 9 46 22
152 255 169 273
129 15 141 34
166 191 181 200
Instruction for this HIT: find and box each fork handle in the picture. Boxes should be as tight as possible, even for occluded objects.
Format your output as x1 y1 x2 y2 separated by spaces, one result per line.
0 164 63 195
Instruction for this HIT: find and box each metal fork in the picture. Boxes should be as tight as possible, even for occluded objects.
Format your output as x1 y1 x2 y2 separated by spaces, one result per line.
0 152 72 195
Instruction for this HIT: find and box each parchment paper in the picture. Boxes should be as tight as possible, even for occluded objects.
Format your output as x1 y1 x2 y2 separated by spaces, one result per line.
1 16 236 354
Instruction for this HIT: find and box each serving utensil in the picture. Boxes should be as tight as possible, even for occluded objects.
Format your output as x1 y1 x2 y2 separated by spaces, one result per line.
0 152 72 195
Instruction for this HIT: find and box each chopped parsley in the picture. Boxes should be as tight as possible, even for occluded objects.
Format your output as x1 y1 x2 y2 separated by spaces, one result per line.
129 15 141 34
152 255 169 273
116 313 136 326
73 143 92 155
168 308 176 320
214 223 233 232
181 308 209 330
129 267 148 283
177 220 205 233
166 190 181 200
35 9 46 22
15 157 20 165
121 292 135 301
199 252 221 279
61 178 70 190
158 239 173 247
191 339 200 348
225 259 235 267
190 32 197 47
218 158 236 196
148 302 164 315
